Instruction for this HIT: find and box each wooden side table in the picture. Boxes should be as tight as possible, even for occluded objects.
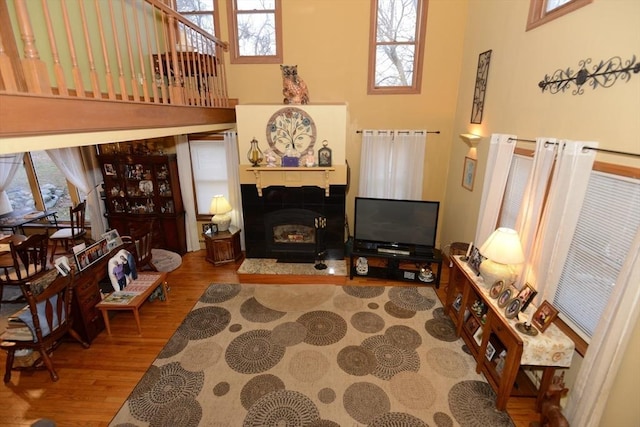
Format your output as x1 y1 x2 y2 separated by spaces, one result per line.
203 226 242 265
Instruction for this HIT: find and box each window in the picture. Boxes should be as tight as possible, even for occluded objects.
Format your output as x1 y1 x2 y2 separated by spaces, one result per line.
175 0 218 37
499 153 533 229
527 0 593 31
189 140 230 215
368 0 428 94
227 0 282 64
5 151 87 222
553 170 639 340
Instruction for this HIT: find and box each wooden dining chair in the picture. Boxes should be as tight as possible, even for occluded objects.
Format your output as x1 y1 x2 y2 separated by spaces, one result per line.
0 233 50 309
49 201 88 262
122 219 157 271
0 269 90 382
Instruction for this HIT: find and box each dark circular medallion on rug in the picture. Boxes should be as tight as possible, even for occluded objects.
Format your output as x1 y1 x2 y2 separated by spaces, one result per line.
157 332 189 359
309 420 340 427
343 382 390 424
297 310 347 346
361 335 420 380
385 325 422 350
177 306 231 340
388 287 436 311
225 329 286 374
128 362 204 422
317 388 336 404
213 381 230 396
240 374 286 410
337 345 376 376
271 321 308 346
449 380 515 427
368 411 429 426
432 306 449 321
351 311 385 333
199 283 241 303
433 411 454 427
243 389 320 426
342 285 385 298
384 301 416 319
241 297 287 323
149 396 202 427
424 318 458 342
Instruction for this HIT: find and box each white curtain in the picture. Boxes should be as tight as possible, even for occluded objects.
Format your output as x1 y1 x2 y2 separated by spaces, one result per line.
175 135 200 252
473 134 516 247
565 227 640 426
358 130 426 200
513 138 557 288
0 153 24 215
46 147 106 239
527 141 597 302
224 131 244 250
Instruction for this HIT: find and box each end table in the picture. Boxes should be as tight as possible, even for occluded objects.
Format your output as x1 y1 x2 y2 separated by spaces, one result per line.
203 226 242 265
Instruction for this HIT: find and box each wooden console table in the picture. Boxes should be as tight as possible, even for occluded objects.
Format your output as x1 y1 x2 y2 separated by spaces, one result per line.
445 256 574 410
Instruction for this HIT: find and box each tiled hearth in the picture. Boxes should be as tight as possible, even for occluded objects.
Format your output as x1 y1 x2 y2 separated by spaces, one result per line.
241 184 347 260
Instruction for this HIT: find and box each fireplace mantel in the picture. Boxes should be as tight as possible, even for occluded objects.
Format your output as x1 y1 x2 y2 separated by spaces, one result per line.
242 165 347 196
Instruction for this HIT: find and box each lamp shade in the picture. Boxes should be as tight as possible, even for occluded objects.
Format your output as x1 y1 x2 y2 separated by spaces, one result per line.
478 228 525 286
459 133 482 148
210 195 232 231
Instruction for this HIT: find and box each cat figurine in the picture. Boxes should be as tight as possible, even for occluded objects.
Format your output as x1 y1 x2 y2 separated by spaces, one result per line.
281 65 309 105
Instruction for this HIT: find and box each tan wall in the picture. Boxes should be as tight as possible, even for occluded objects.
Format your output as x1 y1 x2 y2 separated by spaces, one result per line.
441 1 640 425
220 0 468 247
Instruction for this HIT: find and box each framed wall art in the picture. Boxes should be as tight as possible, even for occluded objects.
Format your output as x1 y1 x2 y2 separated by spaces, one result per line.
532 300 559 333
471 49 492 124
462 157 477 191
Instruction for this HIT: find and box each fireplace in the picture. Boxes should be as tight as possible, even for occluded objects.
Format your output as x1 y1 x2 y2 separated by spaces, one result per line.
241 185 346 260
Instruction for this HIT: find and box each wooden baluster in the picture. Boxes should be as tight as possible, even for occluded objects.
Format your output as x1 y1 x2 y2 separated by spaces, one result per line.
94 0 116 100
40 0 68 96
108 0 128 100
152 12 168 103
78 0 101 97
167 18 184 105
13 0 51 94
0 33 18 92
142 1 159 103
131 1 150 102
59 0 85 97
120 0 140 101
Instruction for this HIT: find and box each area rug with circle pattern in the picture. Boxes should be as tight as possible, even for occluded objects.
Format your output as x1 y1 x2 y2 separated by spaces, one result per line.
110 283 515 427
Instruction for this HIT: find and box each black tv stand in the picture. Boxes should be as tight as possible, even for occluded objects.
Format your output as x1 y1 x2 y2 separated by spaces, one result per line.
349 247 443 288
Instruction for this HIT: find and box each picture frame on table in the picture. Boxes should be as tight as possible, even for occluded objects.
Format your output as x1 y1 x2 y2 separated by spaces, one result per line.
485 341 497 361
74 238 109 272
497 286 516 308
532 300 559 333
318 142 332 167
516 282 538 311
202 222 218 236
452 293 463 312
489 280 505 299
467 246 485 276
462 156 477 191
102 229 123 251
465 315 480 336
473 326 484 346
504 298 522 319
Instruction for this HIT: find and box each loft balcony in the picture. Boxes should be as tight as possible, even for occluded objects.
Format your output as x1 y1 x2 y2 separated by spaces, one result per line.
0 0 236 146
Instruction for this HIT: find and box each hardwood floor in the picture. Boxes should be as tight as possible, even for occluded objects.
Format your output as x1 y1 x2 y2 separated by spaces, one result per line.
0 250 539 426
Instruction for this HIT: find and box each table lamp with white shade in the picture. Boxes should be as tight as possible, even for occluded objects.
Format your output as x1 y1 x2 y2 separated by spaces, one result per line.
209 195 232 232
478 227 525 287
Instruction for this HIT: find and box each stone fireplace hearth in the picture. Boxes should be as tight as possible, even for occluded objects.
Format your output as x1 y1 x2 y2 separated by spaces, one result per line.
241 185 346 261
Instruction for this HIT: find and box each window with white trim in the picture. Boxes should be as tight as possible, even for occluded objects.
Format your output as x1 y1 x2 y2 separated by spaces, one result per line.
175 0 219 37
499 154 533 229
553 170 640 340
368 0 428 94
189 140 230 215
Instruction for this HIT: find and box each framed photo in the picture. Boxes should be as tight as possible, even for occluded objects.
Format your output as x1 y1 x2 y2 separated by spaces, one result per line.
489 280 505 299
532 300 559 333
318 143 332 167
465 315 480 335
473 326 484 346
471 49 492 124
516 283 538 312
74 238 109 272
452 293 463 312
485 341 496 361
462 157 477 191
102 229 123 251
497 286 515 308
202 222 218 235
467 246 485 276
104 163 116 176
504 298 522 319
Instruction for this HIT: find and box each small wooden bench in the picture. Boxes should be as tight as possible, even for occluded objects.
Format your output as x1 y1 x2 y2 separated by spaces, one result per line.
96 272 168 336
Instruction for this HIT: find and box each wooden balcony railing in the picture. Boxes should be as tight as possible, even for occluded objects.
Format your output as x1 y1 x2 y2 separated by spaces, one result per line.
0 0 230 109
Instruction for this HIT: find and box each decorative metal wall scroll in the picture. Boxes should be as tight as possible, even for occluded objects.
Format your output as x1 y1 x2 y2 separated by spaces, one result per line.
539 55 639 95
471 49 492 124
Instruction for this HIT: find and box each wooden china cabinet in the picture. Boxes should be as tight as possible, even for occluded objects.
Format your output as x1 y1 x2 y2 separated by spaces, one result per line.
97 141 187 254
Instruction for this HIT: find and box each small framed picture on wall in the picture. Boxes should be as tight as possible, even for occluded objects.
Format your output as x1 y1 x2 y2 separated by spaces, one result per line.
462 157 477 191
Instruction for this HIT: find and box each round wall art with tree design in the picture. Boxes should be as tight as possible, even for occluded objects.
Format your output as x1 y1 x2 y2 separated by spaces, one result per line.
266 107 317 157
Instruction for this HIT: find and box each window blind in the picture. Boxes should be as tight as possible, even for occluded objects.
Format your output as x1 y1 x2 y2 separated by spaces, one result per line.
554 171 640 340
499 154 532 229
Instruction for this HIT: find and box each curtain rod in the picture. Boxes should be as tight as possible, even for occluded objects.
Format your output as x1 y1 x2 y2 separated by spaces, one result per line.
507 137 639 158
356 130 440 134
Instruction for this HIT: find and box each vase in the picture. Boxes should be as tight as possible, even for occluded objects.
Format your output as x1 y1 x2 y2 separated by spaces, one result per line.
247 138 264 166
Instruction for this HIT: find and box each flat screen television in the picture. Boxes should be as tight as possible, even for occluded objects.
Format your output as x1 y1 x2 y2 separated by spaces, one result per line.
353 197 439 256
